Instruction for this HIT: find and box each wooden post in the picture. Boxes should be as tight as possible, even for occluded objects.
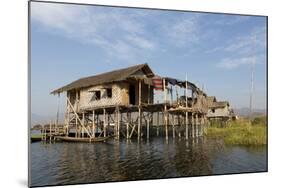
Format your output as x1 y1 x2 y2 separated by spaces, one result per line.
103 108 106 137
176 85 179 104
44 126 47 141
191 113 194 138
195 114 198 137
185 78 188 140
157 111 159 136
164 78 168 140
147 115 150 140
75 113 78 138
138 79 142 140
148 84 150 104
126 112 129 139
82 112 85 138
67 93 70 136
49 121 52 141
114 108 117 137
172 114 175 138
117 106 120 139
92 110 95 138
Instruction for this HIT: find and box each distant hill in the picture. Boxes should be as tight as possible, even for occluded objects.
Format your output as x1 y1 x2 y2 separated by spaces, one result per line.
233 108 266 118
31 113 64 126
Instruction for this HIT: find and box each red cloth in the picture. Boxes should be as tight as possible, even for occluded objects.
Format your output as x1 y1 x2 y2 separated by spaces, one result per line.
152 75 163 90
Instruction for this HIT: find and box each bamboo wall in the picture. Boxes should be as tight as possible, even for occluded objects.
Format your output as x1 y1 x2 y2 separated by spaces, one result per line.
68 80 154 111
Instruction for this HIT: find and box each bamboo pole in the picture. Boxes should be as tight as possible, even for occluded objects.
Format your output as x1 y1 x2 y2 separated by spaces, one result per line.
103 108 106 137
92 110 95 138
126 112 129 139
164 78 168 140
66 97 91 137
82 112 85 138
67 93 70 136
148 84 150 104
117 106 120 139
195 114 198 137
185 76 188 140
146 115 150 140
75 113 78 138
138 79 142 140
157 111 159 136
172 114 175 138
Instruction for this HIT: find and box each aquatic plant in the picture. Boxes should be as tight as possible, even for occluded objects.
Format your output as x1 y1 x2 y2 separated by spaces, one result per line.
204 117 267 145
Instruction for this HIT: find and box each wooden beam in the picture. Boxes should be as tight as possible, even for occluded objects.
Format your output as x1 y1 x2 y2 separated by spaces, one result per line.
66 97 92 137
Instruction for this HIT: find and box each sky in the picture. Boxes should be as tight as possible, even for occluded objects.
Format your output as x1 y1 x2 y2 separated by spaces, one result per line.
30 1 267 118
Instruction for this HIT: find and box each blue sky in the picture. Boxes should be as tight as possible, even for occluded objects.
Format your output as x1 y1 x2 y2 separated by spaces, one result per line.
30 2 267 117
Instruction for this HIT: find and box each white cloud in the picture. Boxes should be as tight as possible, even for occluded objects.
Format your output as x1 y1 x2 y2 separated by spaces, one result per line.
31 2 157 63
213 15 250 26
217 57 254 69
126 35 155 50
165 16 200 47
207 30 265 55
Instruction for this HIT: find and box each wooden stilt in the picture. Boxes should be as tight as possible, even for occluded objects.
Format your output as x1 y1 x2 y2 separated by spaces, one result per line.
114 108 117 138
192 113 194 138
82 112 85 138
185 78 188 140
103 108 106 137
164 78 168 140
195 114 198 137
117 106 120 139
92 110 95 138
157 111 159 136
126 112 129 139
66 93 70 136
49 121 52 141
146 117 150 140
172 114 175 138
138 79 142 140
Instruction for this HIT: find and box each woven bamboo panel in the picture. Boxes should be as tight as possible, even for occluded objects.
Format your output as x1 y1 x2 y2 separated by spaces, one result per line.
79 82 129 109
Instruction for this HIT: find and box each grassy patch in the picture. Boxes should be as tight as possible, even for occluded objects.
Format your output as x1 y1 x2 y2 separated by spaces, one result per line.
205 117 267 146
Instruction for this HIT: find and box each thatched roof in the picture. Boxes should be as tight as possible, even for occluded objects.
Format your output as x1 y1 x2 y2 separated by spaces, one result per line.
51 63 154 94
210 101 229 109
207 96 217 107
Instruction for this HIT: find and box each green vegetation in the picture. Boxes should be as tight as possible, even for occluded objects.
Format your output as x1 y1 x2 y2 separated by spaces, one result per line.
205 116 267 145
31 134 42 139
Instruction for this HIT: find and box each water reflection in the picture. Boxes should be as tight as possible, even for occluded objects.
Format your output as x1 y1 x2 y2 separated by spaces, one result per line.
30 137 267 187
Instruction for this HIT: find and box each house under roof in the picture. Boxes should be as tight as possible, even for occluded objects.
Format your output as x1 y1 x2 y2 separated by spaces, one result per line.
51 63 154 94
210 101 230 109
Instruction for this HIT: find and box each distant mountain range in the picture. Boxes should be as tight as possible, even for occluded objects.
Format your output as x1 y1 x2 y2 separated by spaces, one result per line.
31 113 64 126
233 108 267 117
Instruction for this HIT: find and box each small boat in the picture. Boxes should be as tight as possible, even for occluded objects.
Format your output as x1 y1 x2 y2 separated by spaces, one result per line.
30 135 42 143
55 136 111 143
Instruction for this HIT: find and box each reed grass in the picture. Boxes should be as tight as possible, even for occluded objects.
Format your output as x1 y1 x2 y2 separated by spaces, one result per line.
205 116 267 145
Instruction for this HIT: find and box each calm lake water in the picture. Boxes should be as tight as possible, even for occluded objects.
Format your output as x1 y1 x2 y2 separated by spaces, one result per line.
30 136 267 187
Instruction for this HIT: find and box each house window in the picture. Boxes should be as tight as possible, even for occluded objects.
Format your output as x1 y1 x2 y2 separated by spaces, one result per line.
106 88 112 98
90 91 101 101
212 109 215 113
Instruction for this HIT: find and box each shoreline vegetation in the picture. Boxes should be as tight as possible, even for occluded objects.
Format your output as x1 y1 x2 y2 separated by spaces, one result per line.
204 116 267 146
